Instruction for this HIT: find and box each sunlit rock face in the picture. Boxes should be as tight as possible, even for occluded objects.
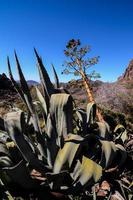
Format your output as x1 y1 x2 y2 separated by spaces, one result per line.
118 59 133 82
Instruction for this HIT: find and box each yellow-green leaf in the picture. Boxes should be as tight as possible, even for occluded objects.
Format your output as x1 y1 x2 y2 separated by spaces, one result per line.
72 156 102 186
53 134 83 173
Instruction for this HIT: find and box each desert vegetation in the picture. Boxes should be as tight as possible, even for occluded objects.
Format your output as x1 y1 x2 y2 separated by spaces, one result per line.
0 42 132 200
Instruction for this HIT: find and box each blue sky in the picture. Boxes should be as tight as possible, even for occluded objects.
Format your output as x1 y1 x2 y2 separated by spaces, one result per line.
0 0 133 82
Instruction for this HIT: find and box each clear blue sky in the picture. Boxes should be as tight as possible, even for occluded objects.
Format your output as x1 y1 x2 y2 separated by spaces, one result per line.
0 0 133 82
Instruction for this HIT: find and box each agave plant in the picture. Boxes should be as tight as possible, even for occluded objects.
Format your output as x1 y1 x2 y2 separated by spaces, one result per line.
0 50 131 199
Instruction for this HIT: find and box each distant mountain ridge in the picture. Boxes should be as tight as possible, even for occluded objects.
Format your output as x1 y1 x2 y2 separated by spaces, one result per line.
27 80 39 86
0 74 39 89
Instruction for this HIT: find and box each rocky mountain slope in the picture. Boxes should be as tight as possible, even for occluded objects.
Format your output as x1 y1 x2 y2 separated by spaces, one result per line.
66 59 133 121
118 59 133 81
95 59 133 118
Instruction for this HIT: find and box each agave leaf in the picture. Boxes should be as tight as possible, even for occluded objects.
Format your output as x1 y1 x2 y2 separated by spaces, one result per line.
72 156 102 186
100 140 117 168
14 51 42 133
14 52 32 105
46 113 58 168
35 87 47 122
96 121 110 139
7 57 28 109
35 87 47 114
52 64 60 88
4 111 48 173
120 130 128 143
4 111 34 154
34 48 55 97
48 93 73 144
38 65 50 113
87 102 96 125
33 102 47 133
15 52 46 159
76 109 86 123
53 134 83 173
14 51 32 103
114 124 128 143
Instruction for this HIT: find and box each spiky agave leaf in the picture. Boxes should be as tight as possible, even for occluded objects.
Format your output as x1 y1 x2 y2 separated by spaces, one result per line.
14 52 33 110
35 86 47 122
52 64 60 88
34 48 55 97
8 58 31 124
14 51 41 131
37 62 50 113
14 52 47 160
14 52 32 99
7 57 28 109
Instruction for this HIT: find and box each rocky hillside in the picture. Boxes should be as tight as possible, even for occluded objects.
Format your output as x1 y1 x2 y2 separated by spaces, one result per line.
0 73 17 101
0 73 14 90
0 74 18 116
95 60 133 118
66 59 133 121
